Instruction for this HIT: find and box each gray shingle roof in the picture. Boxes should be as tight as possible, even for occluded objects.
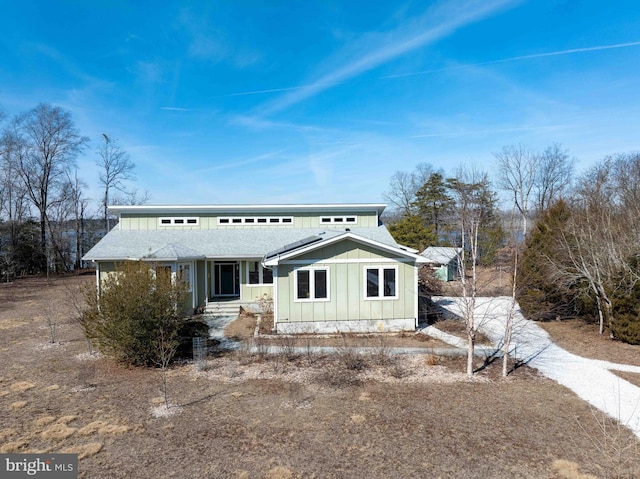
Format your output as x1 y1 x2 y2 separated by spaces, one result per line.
83 226 399 261
420 246 461 265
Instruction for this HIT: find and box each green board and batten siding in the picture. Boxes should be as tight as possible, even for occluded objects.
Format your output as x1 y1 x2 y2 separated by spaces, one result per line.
239 260 274 302
275 239 416 325
117 211 379 230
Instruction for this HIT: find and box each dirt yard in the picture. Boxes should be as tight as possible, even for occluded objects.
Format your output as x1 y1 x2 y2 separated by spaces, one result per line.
1 275 639 478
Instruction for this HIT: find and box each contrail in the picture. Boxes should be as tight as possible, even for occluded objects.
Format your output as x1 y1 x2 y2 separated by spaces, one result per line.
384 41 640 78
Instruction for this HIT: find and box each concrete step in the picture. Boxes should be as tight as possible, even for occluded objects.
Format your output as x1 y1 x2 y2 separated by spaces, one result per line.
205 301 241 317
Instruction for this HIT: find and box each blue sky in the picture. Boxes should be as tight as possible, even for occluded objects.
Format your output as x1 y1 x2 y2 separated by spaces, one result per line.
1 0 639 210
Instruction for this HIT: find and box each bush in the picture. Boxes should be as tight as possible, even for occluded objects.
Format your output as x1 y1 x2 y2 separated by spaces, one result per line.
82 261 189 366
609 257 640 344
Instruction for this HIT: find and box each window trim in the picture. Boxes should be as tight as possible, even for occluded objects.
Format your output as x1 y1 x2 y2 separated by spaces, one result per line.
293 267 330 302
246 261 274 287
158 217 199 226
217 216 294 226
177 262 193 292
320 216 358 224
363 266 398 300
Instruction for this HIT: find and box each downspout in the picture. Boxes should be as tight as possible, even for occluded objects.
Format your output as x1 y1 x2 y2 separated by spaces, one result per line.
272 266 279 332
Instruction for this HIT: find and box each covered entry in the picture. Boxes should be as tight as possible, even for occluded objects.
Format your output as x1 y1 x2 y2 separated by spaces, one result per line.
211 261 240 297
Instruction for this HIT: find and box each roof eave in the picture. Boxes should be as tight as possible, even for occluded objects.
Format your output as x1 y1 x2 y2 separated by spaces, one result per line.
108 203 387 216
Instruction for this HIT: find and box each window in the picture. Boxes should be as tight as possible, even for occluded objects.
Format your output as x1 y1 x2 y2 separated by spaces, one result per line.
320 216 358 224
365 267 397 299
178 263 192 291
247 261 273 285
218 216 293 225
158 217 199 226
295 268 329 301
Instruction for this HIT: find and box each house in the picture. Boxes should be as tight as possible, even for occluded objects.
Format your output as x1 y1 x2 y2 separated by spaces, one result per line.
420 246 461 282
82 204 428 333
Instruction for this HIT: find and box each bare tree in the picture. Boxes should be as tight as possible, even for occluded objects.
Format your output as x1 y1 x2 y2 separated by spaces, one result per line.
111 187 151 206
502 230 519 377
66 170 88 270
96 134 135 232
495 144 539 238
13 104 88 273
155 326 179 409
535 143 574 213
545 162 625 335
384 162 434 216
1 120 31 280
448 168 493 376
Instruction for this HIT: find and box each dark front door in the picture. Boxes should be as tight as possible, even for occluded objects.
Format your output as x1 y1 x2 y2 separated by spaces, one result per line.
214 262 239 296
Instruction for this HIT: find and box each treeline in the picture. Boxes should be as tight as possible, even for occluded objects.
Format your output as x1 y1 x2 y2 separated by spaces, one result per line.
0 103 143 280
384 145 640 344
518 153 640 344
383 163 504 265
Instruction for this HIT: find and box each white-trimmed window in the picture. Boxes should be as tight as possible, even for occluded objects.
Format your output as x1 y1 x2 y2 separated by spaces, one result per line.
247 261 273 285
159 217 199 226
320 216 357 224
364 266 398 299
178 263 192 291
295 267 329 301
218 216 294 225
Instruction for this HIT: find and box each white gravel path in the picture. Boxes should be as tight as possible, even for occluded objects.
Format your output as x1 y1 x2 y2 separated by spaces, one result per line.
432 296 640 439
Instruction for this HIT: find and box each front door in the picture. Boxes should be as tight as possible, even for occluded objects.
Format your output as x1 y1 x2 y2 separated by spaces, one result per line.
213 262 239 297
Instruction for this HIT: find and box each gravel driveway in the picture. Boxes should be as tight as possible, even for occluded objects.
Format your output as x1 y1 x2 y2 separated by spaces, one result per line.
432 296 640 439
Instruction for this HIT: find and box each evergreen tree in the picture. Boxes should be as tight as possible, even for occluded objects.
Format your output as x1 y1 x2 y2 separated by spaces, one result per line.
388 215 437 252
516 200 580 320
413 172 455 241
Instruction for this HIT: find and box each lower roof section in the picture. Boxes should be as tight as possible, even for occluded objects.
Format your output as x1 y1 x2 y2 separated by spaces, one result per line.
82 226 399 262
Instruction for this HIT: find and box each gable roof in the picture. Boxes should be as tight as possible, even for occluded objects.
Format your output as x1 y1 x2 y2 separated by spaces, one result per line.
263 232 428 266
420 246 461 265
145 243 206 261
83 226 399 262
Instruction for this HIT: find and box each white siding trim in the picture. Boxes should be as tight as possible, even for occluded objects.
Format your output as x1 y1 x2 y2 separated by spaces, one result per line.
414 264 419 328
273 266 279 328
281 258 415 264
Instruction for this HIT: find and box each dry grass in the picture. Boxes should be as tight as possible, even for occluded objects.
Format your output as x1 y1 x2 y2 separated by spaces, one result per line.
552 459 598 479
0 440 29 453
41 423 77 441
63 442 103 460
10 400 28 410
1 274 640 478
35 416 56 427
539 319 640 366
224 311 257 340
10 381 36 392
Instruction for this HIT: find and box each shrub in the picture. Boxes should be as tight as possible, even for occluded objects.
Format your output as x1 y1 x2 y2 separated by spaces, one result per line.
609 256 640 345
82 261 189 366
